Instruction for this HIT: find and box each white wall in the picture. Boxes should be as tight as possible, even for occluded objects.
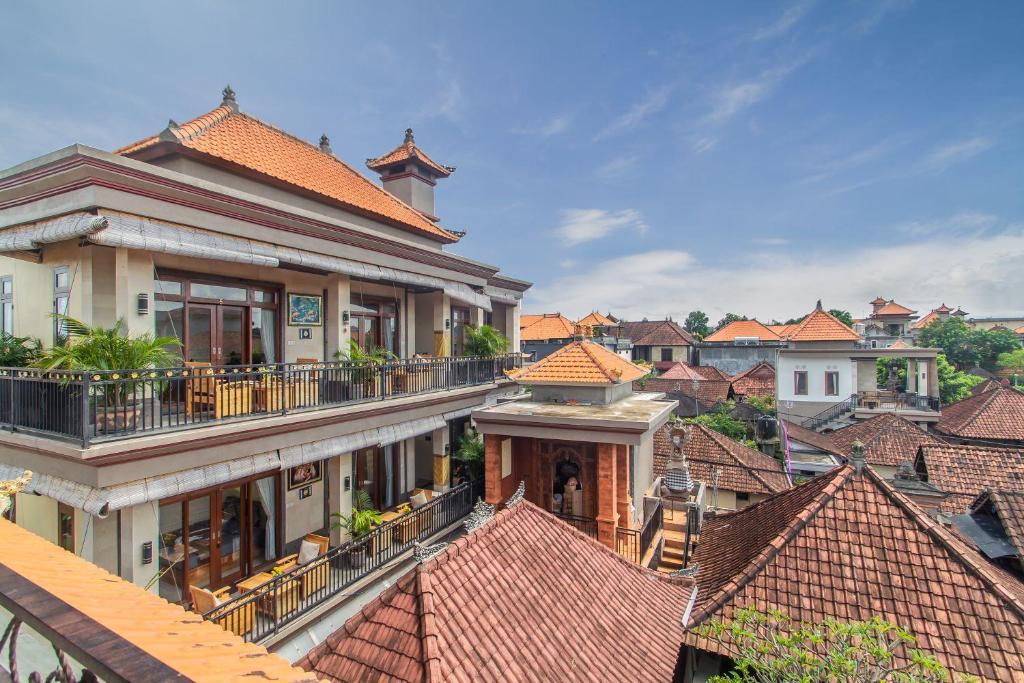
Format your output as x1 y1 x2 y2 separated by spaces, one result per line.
777 353 854 403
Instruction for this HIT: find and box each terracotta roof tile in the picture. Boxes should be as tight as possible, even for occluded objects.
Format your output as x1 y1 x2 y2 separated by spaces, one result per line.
641 377 732 406
704 319 781 343
916 443 1024 513
870 296 889 305
694 365 730 380
937 387 1024 442
828 413 943 467
366 129 453 178
684 467 1024 681
972 378 1004 396
578 311 615 327
912 310 941 329
782 307 861 342
620 319 695 346
654 423 791 496
767 323 798 337
971 489 1024 557
519 312 577 341
118 104 456 242
299 501 694 682
873 300 917 316
729 361 776 399
781 420 846 457
659 362 704 381
509 340 647 385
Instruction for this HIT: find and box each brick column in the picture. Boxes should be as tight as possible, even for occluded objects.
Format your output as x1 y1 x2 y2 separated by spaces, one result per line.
596 442 618 550
615 444 632 529
484 434 503 504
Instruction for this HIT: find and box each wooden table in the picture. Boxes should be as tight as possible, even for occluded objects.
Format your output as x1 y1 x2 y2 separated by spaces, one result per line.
236 571 273 593
236 571 301 621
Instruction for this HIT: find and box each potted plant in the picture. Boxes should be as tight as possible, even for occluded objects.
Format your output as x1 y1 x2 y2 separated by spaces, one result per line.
0 333 44 428
331 489 383 567
330 339 396 400
463 325 509 358
35 315 181 435
454 428 485 483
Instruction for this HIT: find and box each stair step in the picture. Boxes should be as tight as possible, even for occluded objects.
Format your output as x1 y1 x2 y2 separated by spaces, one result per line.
663 520 688 533
664 529 687 543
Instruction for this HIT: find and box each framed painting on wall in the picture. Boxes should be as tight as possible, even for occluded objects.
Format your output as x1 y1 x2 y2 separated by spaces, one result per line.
288 461 323 490
288 293 323 326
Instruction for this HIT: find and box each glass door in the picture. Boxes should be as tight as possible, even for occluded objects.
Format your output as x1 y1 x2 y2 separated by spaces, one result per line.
187 304 215 363
218 306 246 366
216 485 244 586
186 304 248 365
451 307 471 356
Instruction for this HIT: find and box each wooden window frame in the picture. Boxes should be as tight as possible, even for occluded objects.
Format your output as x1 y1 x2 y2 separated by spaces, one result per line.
57 502 75 553
349 294 400 354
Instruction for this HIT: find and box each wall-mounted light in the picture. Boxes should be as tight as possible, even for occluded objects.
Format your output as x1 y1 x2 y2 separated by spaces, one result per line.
141 541 153 565
343 475 351 492
445 318 451 330
137 293 150 315
342 310 350 324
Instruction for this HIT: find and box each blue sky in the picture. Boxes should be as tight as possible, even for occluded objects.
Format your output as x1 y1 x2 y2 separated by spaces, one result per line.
1 1 1022 322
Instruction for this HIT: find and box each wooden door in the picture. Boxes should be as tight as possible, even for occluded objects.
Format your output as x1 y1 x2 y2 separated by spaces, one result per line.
186 304 249 365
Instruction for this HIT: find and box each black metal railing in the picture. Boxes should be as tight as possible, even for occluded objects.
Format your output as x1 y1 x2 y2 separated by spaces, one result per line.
801 394 858 431
615 500 663 565
552 512 598 539
856 390 941 412
0 354 522 446
206 479 484 643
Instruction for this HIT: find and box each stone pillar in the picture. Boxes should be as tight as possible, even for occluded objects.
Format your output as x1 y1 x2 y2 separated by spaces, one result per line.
906 359 918 394
325 274 352 361
470 306 485 328
596 442 618 550
326 454 351 544
118 503 160 593
431 426 451 493
508 303 521 351
927 358 939 399
615 444 632 529
484 434 503 504
432 292 451 356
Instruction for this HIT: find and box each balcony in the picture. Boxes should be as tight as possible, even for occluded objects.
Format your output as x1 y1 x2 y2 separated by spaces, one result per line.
552 498 664 566
803 391 941 430
0 354 522 446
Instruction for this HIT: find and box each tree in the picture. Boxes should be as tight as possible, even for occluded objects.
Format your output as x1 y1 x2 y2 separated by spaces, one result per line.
876 357 908 390
936 354 984 404
695 607 978 683
828 308 854 327
684 310 712 340
997 348 1024 376
918 318 1017 371
969 327 1019 371
683 404 749 442
715 313 748 331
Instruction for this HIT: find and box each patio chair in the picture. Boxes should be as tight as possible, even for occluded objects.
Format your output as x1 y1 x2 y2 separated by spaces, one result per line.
189 585 255 637
272 533 330 598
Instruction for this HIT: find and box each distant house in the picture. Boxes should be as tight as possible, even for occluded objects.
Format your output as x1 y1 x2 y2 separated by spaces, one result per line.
519 312 576 359
827 413 943 479
969 316 1024 333
619 319 696 367
853 297 918 348
935 386 1024 446
728 361 775 400
699 319 784 374
640 363 731 418
577 310 633 359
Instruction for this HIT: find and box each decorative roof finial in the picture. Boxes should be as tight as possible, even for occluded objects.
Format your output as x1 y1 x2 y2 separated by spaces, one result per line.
404 128 415 144
507 481 526 507
464 498 495 532
319 134 332 154
222 84 238 112
850 440 866 475
815 299 823 311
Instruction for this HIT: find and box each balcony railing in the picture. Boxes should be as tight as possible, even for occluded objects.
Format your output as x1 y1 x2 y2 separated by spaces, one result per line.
0 354 522 446
205 479 485 643
552 512 598 538
615 499 663 565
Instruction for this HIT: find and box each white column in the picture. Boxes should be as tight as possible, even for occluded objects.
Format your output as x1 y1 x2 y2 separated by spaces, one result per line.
432 292 451 356
432 426 450 494
118 503 160 593
326 453 353 544
325 274 351 360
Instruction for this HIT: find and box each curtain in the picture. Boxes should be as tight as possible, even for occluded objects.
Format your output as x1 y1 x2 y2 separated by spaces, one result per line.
258 309 277 364
254 477 276 561
384 445 395 509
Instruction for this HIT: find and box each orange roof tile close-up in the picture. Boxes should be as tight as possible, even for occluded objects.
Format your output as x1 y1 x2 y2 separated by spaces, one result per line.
519 312 578 341
578 310 616 327
704 319 782 343
508 339 648 385
117 97 457 242
936 386 1024 442
729 361 776 399
828 413 943 467
915 443 1024 513
684 467 1024 681
782 306 862 342
299 501 694 683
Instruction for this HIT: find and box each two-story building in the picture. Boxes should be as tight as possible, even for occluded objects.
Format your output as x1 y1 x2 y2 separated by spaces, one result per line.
0 88 528 619
853 297 918 348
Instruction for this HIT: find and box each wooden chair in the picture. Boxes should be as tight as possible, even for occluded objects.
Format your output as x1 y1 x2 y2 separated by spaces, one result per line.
272 533 330 598
185 361 253 419
189 585 255 637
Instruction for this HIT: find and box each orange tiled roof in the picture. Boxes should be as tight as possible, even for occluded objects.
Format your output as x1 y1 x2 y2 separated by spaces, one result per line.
620 319 696 346
117 98 456 242
828 413 943 467
935 303 954 313
578 311 615 327
912 310 941 329
641 377 731 406
659 362 704 381
888 339 910 348
684 467 1024 680
654 423 791 496
729 361 776 399
694 365 730 380
365 128 454 178
936 386 1024 442
1016 325 1024 334
0 520 312 682
873 300 917 316
767 323 798 337
508 340 647 385
299 500 694 683
704 319 781 343
916 443 1024 513
782 307 861 342
519 312 577 341
870 296 888 305
781 419 846 456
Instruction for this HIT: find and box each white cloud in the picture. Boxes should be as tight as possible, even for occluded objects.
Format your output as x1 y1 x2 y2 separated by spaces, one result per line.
692 136 718 154
753 237 789 246
512 113 573 138
705 59 807 125
751 0 815 41
595 85 673 140
921 136 994 172
554 208 648 245
530 219 1024 320
897 211 999 237
559 259 576 269
594 155 640 180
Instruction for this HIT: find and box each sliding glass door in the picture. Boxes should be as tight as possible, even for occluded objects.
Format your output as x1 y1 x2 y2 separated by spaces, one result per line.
353 445 404 510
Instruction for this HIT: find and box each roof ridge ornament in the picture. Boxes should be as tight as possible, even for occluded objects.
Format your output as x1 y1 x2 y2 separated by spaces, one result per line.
221 84 239 112
671 563 699 578
319 134 333 155
850 440 866 475
404 127 415 144
464 498 495 532
413 540 449 563
506 481 526 507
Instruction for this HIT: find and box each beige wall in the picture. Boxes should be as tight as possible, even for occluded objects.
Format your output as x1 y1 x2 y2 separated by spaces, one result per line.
284 474 325 544
650 345 688 362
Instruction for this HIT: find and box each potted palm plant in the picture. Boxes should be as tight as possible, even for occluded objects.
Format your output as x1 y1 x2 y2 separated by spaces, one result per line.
331 339 396 400
463 325 509 357
331 489 383 567
35 315 181 435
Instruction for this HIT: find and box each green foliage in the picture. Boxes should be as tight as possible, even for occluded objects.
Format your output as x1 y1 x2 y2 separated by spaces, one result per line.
334 338 396 364
937 354 984 404
331 489 382 538
997 348 1024 376
683 403 749 441
828 308 854 327
783 315 806 325
684 310 712 340
745 394 775 417
35 315 181 372
696 607 978 683
918 318 1020 371
715 313 748 331
876 357 908 390
464 324 509 357
454 427 486 480
0 332 41 367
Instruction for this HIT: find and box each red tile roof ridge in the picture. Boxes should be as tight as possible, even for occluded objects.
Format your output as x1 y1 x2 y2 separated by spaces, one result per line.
729 360 775 381
868 468 1024 619
937 385 1024 439
696 424 791 493
784 307 861 341
687 467 851 626
416 569 444 682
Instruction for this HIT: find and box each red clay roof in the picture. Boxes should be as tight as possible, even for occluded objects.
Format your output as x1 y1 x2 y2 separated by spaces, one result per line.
870 296 888 305
782 307 861 342
767 323 798 337
508 339 647 385
781 419 846 457
704 319 781 343
828 413 944 467
684 466 1024 681
695 365 730 380
298 501 694 682
972 489 1024 557
660 362 704 381
654 423 791 496
729 361 776 399
620 319 695 346
117 100 457 242
936 387 1024 442
519 312 577 341
578 311 615 327
912 310 942 329
916 443 1024 513
873 300 917 316
366 128 453 178
935 303 954 313
641 377 731 406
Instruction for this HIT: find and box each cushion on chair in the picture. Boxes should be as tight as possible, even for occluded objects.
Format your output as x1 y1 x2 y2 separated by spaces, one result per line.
410 491 429 509
297 539 320 565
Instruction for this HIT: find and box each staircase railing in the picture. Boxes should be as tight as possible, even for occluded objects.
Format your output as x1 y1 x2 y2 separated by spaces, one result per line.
801 393 858 431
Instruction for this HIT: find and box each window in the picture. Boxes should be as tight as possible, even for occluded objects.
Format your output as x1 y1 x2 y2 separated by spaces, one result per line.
53 266 71 345
736 492 750 503
660 348 674 362
794 370 808 396
825 371 840 396
0 275 12 334
57 502 75 552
